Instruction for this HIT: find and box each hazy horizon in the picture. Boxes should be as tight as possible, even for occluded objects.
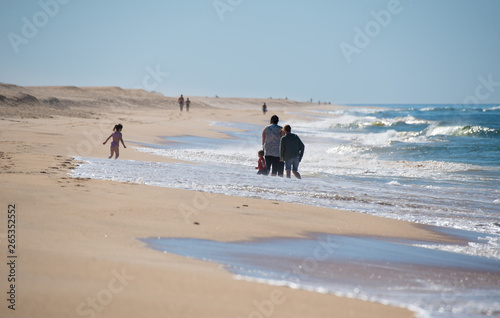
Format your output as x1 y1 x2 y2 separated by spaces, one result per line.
2 0 500 104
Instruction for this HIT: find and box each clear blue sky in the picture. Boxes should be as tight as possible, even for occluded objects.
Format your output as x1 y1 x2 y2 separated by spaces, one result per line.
1 0 500 104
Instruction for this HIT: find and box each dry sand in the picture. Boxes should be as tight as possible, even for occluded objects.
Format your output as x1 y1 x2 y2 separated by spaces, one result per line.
0 84 461 318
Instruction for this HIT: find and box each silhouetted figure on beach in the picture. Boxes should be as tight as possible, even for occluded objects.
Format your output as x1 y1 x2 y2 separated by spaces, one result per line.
262 115 284 177
280 125 304 179
186 98 191 112
178 95 184 111
262 103 267 114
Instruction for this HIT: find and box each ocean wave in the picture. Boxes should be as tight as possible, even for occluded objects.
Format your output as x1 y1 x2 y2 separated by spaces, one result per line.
425 125 499 138
416 105 500 113
418 106 458 112
298 114 432 132
486 105 500 111
370 115 431 127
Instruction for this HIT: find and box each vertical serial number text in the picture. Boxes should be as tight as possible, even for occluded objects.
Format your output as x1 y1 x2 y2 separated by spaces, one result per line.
7 204 17 310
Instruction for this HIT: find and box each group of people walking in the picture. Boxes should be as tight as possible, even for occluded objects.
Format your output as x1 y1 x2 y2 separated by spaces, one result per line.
178 94 191 111
258 115 305 179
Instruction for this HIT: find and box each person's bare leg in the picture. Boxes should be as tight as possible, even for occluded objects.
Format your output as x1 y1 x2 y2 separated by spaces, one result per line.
115 148 119 159
286 170 291 178
292 171 301 179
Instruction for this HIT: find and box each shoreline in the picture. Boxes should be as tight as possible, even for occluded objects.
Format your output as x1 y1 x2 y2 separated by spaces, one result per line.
0 85 484 317
139 232 500 317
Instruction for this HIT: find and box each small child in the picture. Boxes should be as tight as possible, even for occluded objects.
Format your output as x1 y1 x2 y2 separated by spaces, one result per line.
255 150 268 175
103 124 126 159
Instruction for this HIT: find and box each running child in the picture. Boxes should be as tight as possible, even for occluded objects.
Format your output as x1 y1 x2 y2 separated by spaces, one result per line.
103 124 126 159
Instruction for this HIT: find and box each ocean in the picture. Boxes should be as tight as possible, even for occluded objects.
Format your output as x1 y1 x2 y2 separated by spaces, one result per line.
73 104 500 317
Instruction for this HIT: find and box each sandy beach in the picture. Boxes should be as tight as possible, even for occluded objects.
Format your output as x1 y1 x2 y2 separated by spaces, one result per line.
0 84 468 318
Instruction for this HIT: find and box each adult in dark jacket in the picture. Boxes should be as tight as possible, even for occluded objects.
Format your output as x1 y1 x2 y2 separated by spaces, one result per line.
280 125 305 179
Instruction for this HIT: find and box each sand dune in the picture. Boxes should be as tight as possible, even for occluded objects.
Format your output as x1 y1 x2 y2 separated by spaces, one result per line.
0 83 175 118
0 82 324 119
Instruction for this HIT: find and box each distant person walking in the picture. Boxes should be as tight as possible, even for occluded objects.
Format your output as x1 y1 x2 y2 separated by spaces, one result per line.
186 98 191 112
262 115 284 177
280 125 304 179
178 94 185 111
262 103 267 114
103 124 126 159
